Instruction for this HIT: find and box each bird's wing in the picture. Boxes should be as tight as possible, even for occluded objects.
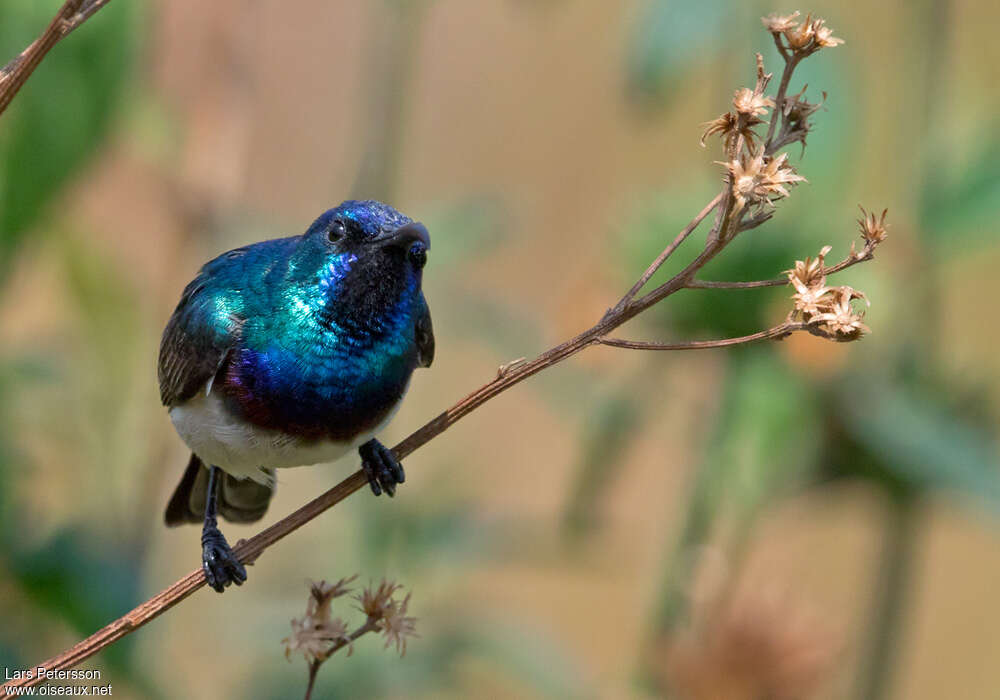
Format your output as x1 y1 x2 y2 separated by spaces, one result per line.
415 294 434 368
158 273 243 407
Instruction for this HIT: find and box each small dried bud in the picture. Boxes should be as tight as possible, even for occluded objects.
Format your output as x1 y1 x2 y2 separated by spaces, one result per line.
380 592 419 657
813 21 844 48
723 149 805 213
809 286 871 340
701 112 764 152
702 112 737 146
283 615 351 663
783 85 824 123
733 88 775 117
356 579 404 620
308 575 357 621
788 245 831 292
761 11 800 34
783 13 816 50
857 206 888 246
725 151 764 213
759 152 807 199
780 14 843 53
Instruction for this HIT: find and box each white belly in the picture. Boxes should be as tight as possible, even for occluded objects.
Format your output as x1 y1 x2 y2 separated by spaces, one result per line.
169 387 400 484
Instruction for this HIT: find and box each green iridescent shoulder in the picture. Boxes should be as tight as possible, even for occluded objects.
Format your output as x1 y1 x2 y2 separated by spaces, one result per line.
157 236 298 406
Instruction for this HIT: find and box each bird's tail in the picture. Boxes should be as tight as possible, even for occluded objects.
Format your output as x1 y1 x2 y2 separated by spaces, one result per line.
164 453 275 527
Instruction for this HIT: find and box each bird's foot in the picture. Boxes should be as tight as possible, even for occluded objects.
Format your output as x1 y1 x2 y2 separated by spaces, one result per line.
359 439 405 497
201 525 247 592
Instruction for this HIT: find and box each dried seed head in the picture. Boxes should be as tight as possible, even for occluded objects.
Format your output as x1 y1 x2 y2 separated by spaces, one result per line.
283 614 351 663
789 254 831 317
787 246 871 340
793 244 831 285
783 85 824 123
761 11 800 34
772 13 843 54
380 592 419 657
733 88 775 117
701 112 765 152
725 150 765 213
759 152 807 199
356 579 404 620
857 206 888 246
783 13 816 50
809 286 871 340
723 149 806 213
308 575 357 621
283 576 358 662
813 21 845 48
702 112 738 146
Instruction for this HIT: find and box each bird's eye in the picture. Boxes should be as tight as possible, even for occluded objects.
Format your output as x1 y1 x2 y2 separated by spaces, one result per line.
328 220 347 243
408 242 428 269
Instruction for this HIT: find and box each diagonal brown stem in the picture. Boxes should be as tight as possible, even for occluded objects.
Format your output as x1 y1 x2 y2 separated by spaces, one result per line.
0 0 113 117
687 243 875 289
611 193 722 314
597 321 807 350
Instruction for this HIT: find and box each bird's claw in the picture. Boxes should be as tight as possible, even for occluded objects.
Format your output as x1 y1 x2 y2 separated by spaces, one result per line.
359 439 405 497
201 527 247 592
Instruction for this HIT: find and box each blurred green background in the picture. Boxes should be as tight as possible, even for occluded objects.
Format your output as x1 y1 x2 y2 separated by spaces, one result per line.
0 1 997 698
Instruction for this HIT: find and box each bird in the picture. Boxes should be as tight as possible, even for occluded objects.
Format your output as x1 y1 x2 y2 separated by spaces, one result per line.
158 200 434 592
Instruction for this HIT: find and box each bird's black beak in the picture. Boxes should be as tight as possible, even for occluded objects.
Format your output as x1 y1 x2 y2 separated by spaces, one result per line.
375 222 430 250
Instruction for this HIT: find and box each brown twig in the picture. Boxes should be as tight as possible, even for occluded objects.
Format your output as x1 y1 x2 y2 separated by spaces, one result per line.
763 54 800 148
687 242 875 289
611 193 723 314
0 0 112 117
1 13 869 693
597 321 808 350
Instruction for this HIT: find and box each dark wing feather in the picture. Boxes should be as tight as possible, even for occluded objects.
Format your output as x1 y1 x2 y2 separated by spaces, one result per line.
415 295 434 368
158 276 241 407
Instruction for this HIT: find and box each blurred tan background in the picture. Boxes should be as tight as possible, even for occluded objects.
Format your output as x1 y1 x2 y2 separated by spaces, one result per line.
1 0 998 698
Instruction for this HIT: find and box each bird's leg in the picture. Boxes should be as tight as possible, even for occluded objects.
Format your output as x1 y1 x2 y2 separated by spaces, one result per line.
359 439 405 497
201 465 247 592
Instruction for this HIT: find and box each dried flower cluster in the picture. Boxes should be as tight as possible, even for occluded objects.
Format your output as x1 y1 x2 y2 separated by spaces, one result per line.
762 11 844 55
704 12 841 158
695 11 878 348
356 578 419 656
788 246 871 341
702 111 757 152
702 70 774 154
723 149 806 213
283 575 357 663
282 575 418 697
732 87 775 118
857 205 888 247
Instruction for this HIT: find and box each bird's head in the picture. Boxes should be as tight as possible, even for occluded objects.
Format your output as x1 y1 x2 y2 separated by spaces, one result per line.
291 200 430 315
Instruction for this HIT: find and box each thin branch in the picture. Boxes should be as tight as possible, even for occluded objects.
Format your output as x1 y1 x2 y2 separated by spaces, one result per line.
329 618 380 655
687 277 787 290
304 661 320 700
687 243 875 290
764 53 800 149
597 321 807 351
0 0 112 117
611 193 722 314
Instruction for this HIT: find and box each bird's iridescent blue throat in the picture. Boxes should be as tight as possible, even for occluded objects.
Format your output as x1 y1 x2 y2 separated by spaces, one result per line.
158 199 434 441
